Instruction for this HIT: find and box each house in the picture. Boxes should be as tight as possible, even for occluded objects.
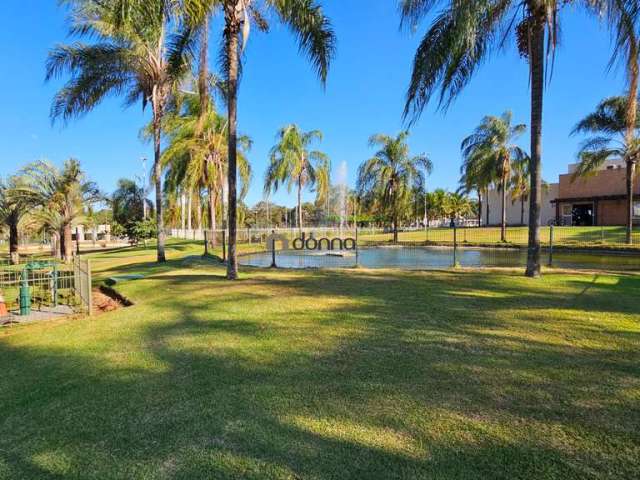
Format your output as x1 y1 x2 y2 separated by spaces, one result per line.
552 160 640 226
480 183 558 226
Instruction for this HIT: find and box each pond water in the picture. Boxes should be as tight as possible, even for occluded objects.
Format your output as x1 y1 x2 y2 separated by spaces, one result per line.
238 246 640 271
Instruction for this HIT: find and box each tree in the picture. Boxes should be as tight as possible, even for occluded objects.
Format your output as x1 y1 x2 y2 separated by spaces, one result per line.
398 0 631 276
19 159 101 263
0 176 32 264
461 112 528 241
357 132 433 242
510 156 531 225
425 189 448 226
264 125 330 232
443 192 475 224
183 0 336 279
112 179 152 227
571 96 640 241
46 0 190 262
161 90 251 245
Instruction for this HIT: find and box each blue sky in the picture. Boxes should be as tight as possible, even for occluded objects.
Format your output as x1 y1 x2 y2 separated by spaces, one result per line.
0 1 627 208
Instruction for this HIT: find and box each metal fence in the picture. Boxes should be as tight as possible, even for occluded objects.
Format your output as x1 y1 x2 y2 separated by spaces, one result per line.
0 257 92 317
229 226 640 271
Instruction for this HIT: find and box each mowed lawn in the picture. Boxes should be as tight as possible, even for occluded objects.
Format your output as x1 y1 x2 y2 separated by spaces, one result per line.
1 246 639 479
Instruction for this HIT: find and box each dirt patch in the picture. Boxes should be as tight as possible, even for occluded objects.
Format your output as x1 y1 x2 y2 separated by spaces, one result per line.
93 285 134 314
92 289 123 314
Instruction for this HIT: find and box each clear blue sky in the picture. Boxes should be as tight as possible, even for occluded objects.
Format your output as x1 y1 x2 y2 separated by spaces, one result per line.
0 1 626 208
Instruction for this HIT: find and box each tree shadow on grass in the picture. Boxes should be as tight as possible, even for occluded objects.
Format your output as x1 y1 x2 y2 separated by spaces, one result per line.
1 266 639 478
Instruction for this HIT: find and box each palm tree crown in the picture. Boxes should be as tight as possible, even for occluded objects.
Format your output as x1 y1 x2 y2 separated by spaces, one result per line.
357 131 433 242
461 111 527 240
46 0 191 262
265 125 330 230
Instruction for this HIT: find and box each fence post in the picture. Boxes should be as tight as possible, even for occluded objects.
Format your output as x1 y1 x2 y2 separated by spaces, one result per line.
355 226 359 267
453 224 458 267
53 263 58 307
86 258 92 316
548 225 554 267
270 230 277 268
222 229 227 263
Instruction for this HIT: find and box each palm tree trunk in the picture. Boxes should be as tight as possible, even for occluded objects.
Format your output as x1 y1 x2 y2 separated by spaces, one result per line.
626 160 635 244
9 218 19 265
51 232 59 259
63 224 73 263
393 214 398 243
209 187 217 247
625 40 638 244
187 191 193 231
485 188 490 226
501 178 507 242
297 179 303 233
154 115 166 263
521 196 525 225
525 15 544 278
477 190 482 227
226 13 240 280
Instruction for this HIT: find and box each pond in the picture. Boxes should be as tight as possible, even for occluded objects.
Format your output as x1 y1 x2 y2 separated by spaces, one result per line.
238 246 640 271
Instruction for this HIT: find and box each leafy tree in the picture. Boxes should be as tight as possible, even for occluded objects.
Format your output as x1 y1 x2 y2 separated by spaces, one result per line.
398 0 633 276
112 179 152 228
425 189 448 226
265 125 330 231
47 0 191 262
461 112 527 241
571 96 640 240
183 0 336 279
357 132 433 242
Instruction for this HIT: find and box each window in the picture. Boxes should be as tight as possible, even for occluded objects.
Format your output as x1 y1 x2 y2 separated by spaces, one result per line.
634 201 640 219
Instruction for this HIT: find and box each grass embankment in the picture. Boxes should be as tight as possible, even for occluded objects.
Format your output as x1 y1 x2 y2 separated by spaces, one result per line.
0 243 639 479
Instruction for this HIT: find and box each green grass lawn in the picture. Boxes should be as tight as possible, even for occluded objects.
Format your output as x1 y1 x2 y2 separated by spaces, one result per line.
359 225 640 247
1 243 639 479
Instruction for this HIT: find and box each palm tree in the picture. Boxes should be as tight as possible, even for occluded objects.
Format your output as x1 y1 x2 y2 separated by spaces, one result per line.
510 157 531 226
0 176 33 265
162 91 252 246
357 132 433 242
46 0 190 262
443 192 475 224
425 189 448 226
398 0 633 276
461 112 528 241
459 141 496 227
183 0 336 280
264 125 330 232
19 159 101 263
571 96 640 242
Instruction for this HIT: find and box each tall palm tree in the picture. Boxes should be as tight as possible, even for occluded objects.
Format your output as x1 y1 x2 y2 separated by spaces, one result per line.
264 125 330 232
461 112 528 241
19 159 101 263
459 139 496 227
46 0 190 262
609 7 640 243
183 0 336 280
162 91 252 245
571 96 640 239
357 132 433 242
425 188 448 226
398 0 632 276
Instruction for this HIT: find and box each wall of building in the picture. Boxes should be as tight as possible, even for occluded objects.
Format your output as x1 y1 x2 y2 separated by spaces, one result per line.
558 168 640 199
480 183 558 226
